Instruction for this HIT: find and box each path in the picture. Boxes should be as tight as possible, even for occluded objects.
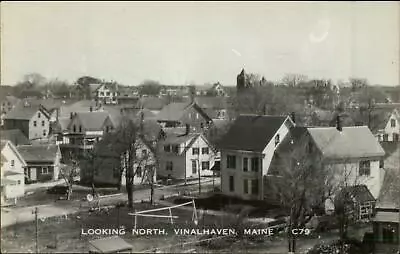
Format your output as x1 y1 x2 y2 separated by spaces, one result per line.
1 178 219 228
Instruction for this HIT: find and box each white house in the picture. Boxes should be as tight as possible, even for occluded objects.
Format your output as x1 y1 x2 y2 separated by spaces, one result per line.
1 140 27 202
307 125 386 199
95 83 119 105
375 108 400 142
217 114 295 200
158 128 218 180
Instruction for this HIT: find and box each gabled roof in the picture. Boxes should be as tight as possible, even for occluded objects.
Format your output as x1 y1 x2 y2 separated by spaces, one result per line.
17 144 59 163
336 185 376 204
218 115 291 152
192 97 228 109
307 126 385 159
59 100 100 118
70 111 112 131
4 104 49 120
156 102 192 122
376 168 400 209
1 95 20 105
0 129 30 146
1 140 27 167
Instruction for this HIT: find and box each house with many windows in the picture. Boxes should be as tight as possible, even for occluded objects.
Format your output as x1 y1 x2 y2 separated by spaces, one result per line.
375 108 400 142
158 126 218 180
95 83 119 105
217 114 295 200
1 140 27 203
3 103 51 141
63 111 114 158
17 144 61 183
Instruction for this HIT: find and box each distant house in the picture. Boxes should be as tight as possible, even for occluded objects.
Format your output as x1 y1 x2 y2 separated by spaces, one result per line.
0 129 30 146
374 109 400 142
3 103 51 141
1 140 27 203
217 114 295 200
191 97 231 120
63 111 114 158
156 101 213 131
158 126 218 180
17 144 61 183
194 83 226 97
1 95 20 126
95 83 120 105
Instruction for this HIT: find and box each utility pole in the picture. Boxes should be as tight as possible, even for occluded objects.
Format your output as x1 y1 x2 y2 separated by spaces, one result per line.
33 207 38 253
197 137 201 195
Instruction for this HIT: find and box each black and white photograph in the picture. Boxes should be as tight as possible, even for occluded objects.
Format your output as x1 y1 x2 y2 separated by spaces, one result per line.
1 1 399 253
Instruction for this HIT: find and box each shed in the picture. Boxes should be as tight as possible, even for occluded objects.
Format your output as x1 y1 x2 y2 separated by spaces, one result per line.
88 236 133 253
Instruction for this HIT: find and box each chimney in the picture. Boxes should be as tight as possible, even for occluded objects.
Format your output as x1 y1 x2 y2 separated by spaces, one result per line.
185 124 190 136
290 112 296 123
70 112 74 119
336 114 342 132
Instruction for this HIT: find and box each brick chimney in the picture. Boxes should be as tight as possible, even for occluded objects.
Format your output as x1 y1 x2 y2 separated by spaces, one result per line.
185 124 190 136
336 114 342 132
290 112 296 123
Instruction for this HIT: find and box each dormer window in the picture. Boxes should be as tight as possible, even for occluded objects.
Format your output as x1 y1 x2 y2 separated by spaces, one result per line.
38 112 41 118
391 119 396 127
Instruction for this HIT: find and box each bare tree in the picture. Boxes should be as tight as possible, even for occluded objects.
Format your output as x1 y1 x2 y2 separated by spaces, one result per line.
59 157 79 200
268 138 334 253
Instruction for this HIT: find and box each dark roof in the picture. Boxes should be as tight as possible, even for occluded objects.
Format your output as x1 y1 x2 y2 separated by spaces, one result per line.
275 126 308 154
17 144 59 163
0 129 30 146
73 111 112 131
336 185 376 204
211 161 220 171
191 97 228 109
1 95 20 105
157 102 192 122
137 96 168 110
377 168 400 209
89 236 132 253
4 104 49 120
59 100 100 118
218 115 289 152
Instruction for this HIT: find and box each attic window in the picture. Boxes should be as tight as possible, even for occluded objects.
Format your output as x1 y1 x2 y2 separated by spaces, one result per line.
38 112 41 118
391 119 396 127
164 145 171 152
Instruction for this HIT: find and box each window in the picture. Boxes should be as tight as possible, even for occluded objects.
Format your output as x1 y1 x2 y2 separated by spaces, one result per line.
192 160 197 174
73 125 76 132
113 168 120 178
192 148 199 155
41 167 49 174
243 157 248 172
33 121 37 127
166 161 173 171
106 92 110 96
10 160 15 167
201 161 209 171
38 112 41 118
79 126 82 133
308 141 313 154
142 150 147 157
200 123 204 129
275 134 280 146
359 161 371 176
17 180 21 185
393 133 399 142
227 155 236 169
164 145 171 152
136 167 142 177
391 119 396 127
251 179 259 195
196 113 199 119
243 180 248 194
251 157 259 172
172 145 179 154
377 134 382 142
43 130 46 136
383 134 388 141
41 120 45 127
379 160 384 169
201 147 209 154
229 175 234 192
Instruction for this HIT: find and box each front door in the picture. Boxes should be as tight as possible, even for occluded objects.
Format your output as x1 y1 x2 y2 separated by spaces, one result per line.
30 168 37 181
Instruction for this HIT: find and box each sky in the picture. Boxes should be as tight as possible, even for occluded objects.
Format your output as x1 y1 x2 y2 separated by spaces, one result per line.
1 1 399 86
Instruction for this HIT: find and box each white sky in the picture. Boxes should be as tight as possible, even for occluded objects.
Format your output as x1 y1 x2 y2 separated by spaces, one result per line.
1 1 399 86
